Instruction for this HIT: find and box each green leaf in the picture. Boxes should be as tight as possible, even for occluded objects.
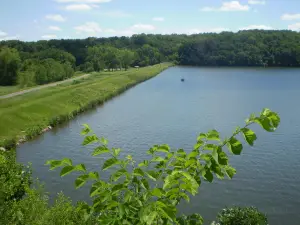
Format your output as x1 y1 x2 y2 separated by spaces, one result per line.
177 149 186 155
146 211 158 225
111 169 127 182
147 148 155 155
218 151 228 166
112 184 125 194
82 134 98 146
225 166 236 179
207 130 220 141
203 169 213 182
45 160 62 170
140 178 149 190
92 146 110 156
212 149 219 164
157 144 170 153
180 192 190 202
156 201 176 222
75 174 89 189
241 128 257 146
152 156 165 162
88 172 99 180
203 144 217 151
124 190 133 202
268 112 280 129
60 165 75 177
194 141 203 150
61 158 73 166
145 170 159 181
152 188 163 197
133 168 145 177
90 182 102 197
227 137 243 155
46 158 73 170
138 160 149 167
81 124 91 135
75 164 86 172
118 204 125 218
185 158 197 168
112 148 121 157
197 133 206 141
102 158 119 170
100 137 108 145
187 150 199 159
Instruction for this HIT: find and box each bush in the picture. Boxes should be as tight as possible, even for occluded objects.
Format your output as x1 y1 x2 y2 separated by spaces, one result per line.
0 187 96 225
216 206 268 225
0 151 32 203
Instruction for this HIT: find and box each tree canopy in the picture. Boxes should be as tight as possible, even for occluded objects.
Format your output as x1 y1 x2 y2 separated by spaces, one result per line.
1 30 300 86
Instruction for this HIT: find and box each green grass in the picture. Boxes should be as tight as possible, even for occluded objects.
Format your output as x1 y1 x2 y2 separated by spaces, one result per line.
0 63 172 148
0 86 24 96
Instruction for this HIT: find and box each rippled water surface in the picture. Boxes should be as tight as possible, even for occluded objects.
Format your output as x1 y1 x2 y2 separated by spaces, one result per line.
17 66 300 224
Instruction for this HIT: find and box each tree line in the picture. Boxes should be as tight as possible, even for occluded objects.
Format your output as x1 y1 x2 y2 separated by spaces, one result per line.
1 30 300 86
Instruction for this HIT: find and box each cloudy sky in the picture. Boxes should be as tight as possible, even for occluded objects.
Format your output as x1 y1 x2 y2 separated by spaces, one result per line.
0 0 300 41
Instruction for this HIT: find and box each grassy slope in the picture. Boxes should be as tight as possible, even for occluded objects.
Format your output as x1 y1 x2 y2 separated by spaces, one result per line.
0 63 171 146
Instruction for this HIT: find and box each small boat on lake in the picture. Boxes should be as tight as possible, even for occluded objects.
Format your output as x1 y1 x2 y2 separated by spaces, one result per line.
181 78 185 82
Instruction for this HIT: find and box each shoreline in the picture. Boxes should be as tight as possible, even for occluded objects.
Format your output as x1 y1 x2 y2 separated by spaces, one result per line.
0 63 172 150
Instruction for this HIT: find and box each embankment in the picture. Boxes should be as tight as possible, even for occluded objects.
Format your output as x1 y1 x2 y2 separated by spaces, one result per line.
0 63 172 149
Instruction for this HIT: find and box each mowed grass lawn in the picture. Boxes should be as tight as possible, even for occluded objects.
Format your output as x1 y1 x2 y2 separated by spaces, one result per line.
0 63 172 144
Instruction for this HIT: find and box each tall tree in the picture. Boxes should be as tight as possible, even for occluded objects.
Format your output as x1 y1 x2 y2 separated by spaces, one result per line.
0 47 21 85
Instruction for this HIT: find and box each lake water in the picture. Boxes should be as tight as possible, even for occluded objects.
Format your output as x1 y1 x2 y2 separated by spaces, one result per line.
17 66 300 224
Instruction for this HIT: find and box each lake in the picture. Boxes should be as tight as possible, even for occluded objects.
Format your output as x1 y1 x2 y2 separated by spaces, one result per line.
17 66 300 225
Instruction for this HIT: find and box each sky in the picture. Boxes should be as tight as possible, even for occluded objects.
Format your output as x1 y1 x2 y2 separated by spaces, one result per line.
0 0 300 41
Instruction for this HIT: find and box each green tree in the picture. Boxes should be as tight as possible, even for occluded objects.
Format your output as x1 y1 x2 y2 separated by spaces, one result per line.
120 49 135 70
0 47 21 85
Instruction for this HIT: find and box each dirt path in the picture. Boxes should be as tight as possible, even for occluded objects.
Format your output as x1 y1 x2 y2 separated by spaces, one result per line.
0 74 90 100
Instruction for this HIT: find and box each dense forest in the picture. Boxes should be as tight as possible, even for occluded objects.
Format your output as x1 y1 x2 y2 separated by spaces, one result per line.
1 30 300 86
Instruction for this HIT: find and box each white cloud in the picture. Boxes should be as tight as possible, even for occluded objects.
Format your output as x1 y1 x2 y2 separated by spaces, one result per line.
0 35 20 41
248 0 265 5
55 0 110 3
74 22 102 34
240 25 273 30
0 30 7 37
65 4 92 11
49 26 62 31
189 27 229 34
41 34 57 39
130 24 155 31
201 1 249 12
281 14 300 21
288 23 300 31
45 14 66 22
33 20 38 24
104 28 116 33
152 17 165 21
101 10 132 17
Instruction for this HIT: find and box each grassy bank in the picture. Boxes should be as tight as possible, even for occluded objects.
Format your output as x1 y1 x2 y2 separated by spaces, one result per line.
0 63 172 148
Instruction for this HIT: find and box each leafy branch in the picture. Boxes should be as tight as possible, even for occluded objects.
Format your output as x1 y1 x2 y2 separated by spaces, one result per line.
46 108 280 225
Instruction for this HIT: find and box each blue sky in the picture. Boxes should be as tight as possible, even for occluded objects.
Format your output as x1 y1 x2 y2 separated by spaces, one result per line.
1 0 300 41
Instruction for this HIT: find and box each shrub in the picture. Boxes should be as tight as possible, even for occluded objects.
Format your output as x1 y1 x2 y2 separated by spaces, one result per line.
0 187 96 225
0 151 32 203
216 206 268 225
